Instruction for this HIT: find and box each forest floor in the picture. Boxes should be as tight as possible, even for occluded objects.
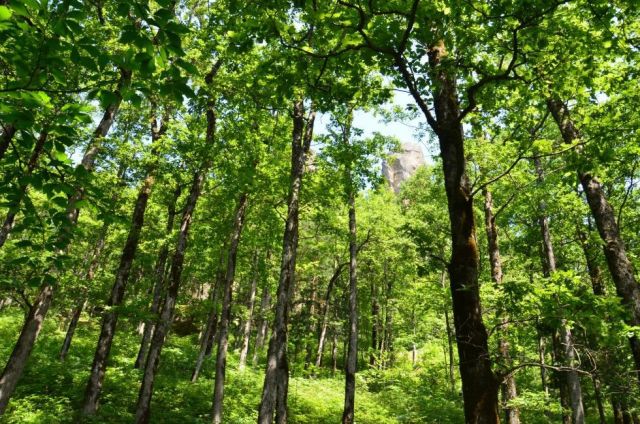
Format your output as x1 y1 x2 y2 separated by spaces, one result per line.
0 310 463 423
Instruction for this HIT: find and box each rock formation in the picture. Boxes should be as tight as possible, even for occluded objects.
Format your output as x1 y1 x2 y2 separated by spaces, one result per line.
382 142 426 193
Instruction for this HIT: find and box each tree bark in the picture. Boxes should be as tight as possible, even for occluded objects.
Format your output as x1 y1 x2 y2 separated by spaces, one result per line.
212 193 249 424
60 219 111 361
239 250 260 371
547 98 640 382
134 61 220 423
134 156 210 423
535 157 585 424
537 332 549 396
134 185 181 369
315 261 345 368
253 278 271 365
370 278 379 367
0 284 53 414
303 276 318 369
576 222 605 296
382 263 394 369
0 124 16 161
59 299 86 361
401 42 500 422
482 189 520 424
0 68 130 416
82 109 169 416
191 274 221 382
0 130 48 248
591 376 606 424
437 271 456 393
257 100 315 424
342 189 358 424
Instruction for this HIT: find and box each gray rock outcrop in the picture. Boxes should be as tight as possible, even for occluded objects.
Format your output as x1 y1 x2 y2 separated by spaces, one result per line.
382 142 426 193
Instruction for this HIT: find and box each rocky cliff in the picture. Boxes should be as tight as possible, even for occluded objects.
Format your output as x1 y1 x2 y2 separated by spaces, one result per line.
382 142 426 193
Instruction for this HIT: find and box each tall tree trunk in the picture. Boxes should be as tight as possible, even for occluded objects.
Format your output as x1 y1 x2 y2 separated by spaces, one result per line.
331 328 338 375
0 130 48 248
382 264 394 369
253 278 271 365
239 250 260 371
547 98 640 381
60 217 112 361
482 188 520 424
396 42 500 422
370 279 379 367
82 109 169 415
303 276 318 369
190 273 221 382
535 157 585 424
591 376 606 424
59 299 86 361
258 100 315 424
134 60 220 423
439 271 456 393
134 155 210 423
315 261 344 368
0 68 131 416
0 124 16 161
0 284 53 414
576 222 605 296
135 185 181 369
537 332 549 396
212 193 249 424
342 189 358 424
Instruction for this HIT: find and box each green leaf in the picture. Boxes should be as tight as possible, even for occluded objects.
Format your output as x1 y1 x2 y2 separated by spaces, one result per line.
0 5 12 20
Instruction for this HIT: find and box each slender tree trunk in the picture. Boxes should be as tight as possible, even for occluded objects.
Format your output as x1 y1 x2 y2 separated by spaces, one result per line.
438 271 456 393
0 130 48 248
191 270 223 382
482 188 520 424
331 329 338 375
212 193 249 424
134 61 220 423
303 277 318 369
0 68 130 416
257 100 315 424
342 189 358 424
576 223 605 296
591 376 606 424
370 279 379 367
135 185 181 369
60 224 108 361
253 279 271 365
535 157 585 424
547 98 640 382
134 159 210 423
613 397 624 424
82 111 169 415
578 221 608 424
239 251 260 371
383 269 394 369
0 124 16 161
315 262 344 369
538 333 549 395
59 299 86 361
0 285 53 414
396 42 500 422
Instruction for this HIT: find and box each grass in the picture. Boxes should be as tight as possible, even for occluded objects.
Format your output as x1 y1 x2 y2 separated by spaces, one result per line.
0 310 428 423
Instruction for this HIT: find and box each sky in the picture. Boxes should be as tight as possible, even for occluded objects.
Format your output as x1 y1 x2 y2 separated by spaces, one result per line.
315 89 434 161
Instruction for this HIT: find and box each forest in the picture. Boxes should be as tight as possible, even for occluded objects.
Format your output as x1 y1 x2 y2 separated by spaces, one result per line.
1 0 639 423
